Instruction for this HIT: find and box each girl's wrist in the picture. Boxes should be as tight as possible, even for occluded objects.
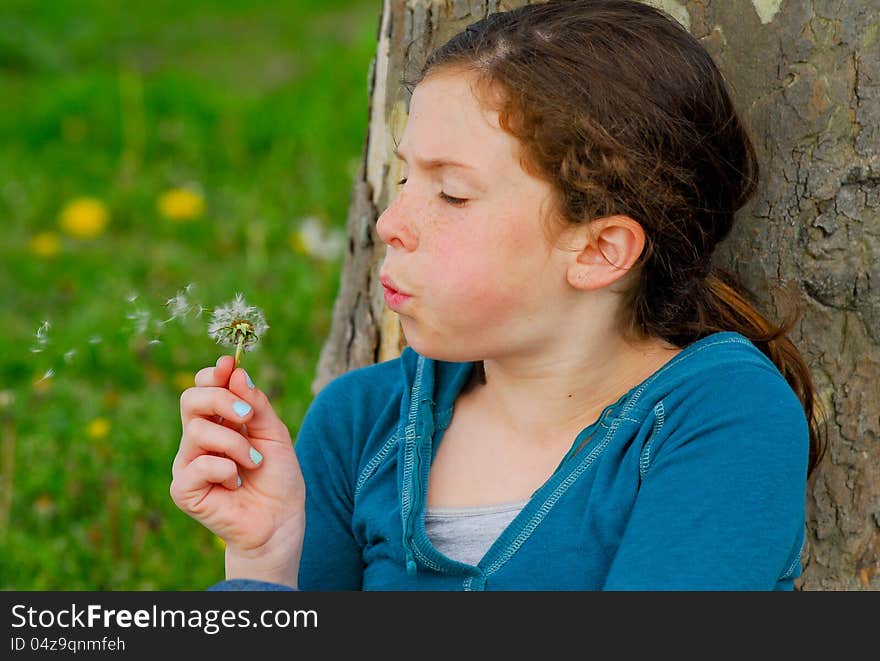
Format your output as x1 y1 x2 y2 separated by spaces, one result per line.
224 528 303 589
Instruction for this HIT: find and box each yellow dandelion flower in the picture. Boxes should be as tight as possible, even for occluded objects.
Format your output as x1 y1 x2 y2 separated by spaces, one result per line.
158 188 205 221
59 197 109 238
86 416 111 440
289 231 308 255
29 232 61 258
172 371 194 392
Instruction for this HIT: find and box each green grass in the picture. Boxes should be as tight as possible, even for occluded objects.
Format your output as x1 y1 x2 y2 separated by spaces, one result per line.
0 0 379 589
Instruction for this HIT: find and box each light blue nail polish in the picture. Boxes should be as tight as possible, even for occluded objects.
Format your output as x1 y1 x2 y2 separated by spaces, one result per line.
249 447 263 465
236 476 242 488
244 370 255 389
232 400 251 417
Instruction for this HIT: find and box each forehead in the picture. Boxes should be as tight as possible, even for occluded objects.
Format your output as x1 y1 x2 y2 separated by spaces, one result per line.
397 72 521 174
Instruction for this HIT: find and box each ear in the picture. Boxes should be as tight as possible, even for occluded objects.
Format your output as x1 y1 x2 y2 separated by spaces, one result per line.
565 215 646 292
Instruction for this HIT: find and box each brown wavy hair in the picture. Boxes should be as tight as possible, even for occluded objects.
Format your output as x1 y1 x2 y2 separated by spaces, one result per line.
410 0 826 475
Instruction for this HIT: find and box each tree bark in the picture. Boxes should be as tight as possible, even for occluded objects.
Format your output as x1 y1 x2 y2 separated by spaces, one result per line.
314 0 880 590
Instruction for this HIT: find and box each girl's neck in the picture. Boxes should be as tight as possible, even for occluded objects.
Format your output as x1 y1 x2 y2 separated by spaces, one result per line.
468 335 680 443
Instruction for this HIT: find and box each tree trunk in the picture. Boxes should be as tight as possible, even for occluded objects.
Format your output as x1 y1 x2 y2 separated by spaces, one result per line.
314 0 880 590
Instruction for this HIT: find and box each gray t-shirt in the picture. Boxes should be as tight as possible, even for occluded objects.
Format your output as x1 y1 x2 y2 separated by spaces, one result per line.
424 499 529 566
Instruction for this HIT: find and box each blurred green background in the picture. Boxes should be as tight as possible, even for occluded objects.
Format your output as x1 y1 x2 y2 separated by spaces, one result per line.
0 0 379 589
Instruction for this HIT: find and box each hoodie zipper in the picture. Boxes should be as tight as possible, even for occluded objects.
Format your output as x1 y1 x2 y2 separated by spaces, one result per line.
400 358 426 575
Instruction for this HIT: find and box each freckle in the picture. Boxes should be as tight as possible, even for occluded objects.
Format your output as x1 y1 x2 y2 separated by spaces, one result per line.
567 394 572 398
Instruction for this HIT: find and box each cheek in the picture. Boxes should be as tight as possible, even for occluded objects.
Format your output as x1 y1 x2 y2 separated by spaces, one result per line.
430 246 525 312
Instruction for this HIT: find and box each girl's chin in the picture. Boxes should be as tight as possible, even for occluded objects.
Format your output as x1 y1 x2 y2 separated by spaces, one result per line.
400 325 484 363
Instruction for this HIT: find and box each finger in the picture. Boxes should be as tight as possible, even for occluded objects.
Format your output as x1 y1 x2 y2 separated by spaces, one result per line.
173 416 264 478
194 355 235 388
169 454 240 514
227 368 291 443
180 385 256 427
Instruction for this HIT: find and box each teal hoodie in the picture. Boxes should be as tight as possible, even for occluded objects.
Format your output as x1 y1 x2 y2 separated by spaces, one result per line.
210 331 809 591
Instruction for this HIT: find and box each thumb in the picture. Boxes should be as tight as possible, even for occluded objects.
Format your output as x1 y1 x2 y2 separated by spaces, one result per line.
226 367 291 443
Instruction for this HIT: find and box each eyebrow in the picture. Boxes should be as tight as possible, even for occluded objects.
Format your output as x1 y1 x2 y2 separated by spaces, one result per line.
392 146 477 171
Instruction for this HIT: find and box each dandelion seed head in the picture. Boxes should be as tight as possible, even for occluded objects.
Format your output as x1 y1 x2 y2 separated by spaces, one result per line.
207 293 269 353
293 216 344 261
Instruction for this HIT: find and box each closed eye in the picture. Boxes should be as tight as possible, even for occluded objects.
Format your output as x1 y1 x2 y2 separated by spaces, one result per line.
396 177 469 207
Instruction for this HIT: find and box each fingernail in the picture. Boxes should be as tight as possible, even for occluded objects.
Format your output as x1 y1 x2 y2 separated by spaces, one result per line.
236 476 242 488
216 356 224 367
243 370 255 389
249 447 263 465
232 401 251 417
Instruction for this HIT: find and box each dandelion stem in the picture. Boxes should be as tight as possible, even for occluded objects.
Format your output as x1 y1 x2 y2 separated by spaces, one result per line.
234 337 243 369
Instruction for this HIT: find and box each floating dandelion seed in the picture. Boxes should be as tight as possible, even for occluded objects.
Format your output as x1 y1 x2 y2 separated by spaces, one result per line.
208 293 269 368
30 320 51 353
163 293 190 323
127 308 151 335
164 284 197 322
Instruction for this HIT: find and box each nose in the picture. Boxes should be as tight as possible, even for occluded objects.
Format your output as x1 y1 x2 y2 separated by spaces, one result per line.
376 190 418 251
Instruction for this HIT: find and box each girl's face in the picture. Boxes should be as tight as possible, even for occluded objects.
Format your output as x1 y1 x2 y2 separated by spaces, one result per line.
377 70 574 362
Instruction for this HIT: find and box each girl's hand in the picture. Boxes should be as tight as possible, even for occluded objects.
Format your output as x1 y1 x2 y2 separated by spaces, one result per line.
170 355 305 588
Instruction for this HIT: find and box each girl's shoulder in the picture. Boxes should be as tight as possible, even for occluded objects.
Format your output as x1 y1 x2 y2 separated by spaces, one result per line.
619 331 803 419
295 351 415 484
307 349 412 426
647 331 785 388
620 331 810 484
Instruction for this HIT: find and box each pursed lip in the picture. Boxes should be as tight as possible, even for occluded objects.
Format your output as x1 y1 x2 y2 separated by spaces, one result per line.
379 273 412 310
379 274 409 296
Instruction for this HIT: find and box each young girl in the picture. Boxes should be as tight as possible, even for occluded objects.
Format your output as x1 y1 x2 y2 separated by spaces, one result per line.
171 0 825 590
